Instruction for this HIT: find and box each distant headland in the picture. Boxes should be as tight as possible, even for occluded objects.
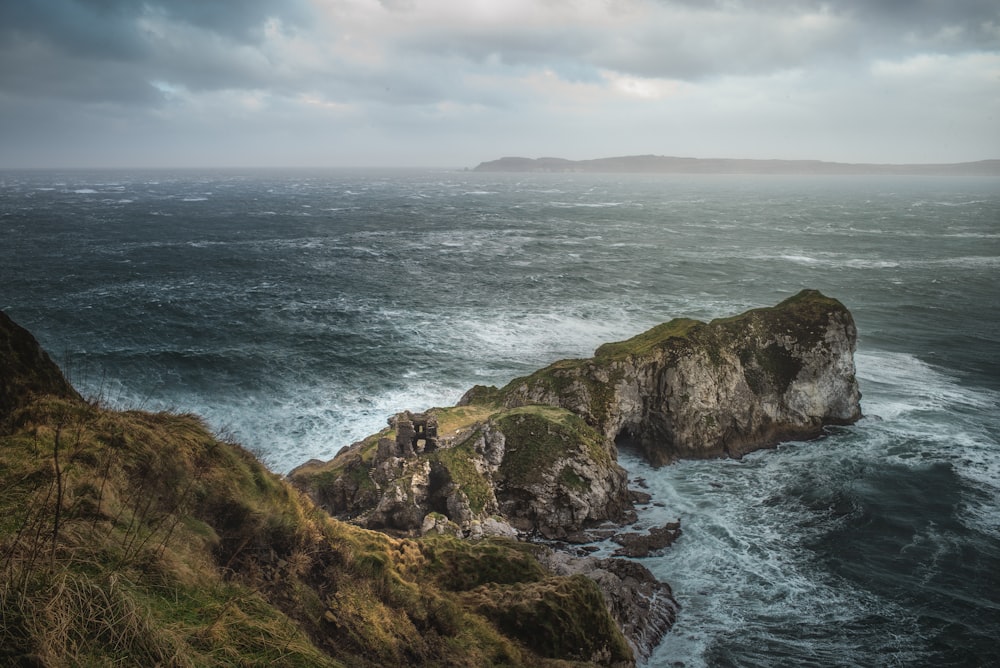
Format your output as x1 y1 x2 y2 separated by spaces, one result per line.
472 155 1000 176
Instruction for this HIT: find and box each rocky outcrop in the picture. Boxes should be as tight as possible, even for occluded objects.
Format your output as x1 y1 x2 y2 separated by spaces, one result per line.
294 290 862 533
0 310 81 428
290 405 632 539
536 548 679 662
467 290 861 466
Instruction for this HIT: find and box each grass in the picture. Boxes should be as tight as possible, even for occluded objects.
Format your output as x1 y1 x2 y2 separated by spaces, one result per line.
430 434 496 516
593 318 702 359
465 575 633 665
0 390 627 667
494 406 609 489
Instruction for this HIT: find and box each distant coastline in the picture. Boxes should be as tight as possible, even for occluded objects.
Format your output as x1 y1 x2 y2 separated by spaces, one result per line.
472 155 1000 176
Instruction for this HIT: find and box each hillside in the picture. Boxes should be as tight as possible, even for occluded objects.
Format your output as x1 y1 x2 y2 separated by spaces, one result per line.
0 310 634 667
472 155 1000 176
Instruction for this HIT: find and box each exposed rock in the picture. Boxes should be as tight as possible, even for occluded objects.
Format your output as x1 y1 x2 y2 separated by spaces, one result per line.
491 408 630 539
289 290 862 661
472 290 861 465
0 310 81 428
290 405 632 538
536 548 679 663
629 489 652 505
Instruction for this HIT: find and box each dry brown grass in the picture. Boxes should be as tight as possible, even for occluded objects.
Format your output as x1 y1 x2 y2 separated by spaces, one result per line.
1 389 631 667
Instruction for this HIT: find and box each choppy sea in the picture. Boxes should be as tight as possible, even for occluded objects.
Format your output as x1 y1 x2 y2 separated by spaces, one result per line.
2 169 998 666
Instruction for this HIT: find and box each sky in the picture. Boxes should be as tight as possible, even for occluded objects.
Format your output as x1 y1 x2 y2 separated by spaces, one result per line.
1 0 998 168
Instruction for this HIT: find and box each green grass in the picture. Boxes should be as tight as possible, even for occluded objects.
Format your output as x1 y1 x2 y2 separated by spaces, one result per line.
494 407 608 489
430 434 495 516
465 574 633 664
1 392 624 667
594 317 702 359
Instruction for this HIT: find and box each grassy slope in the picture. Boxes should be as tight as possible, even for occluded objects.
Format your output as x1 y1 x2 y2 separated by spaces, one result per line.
0 394 632 667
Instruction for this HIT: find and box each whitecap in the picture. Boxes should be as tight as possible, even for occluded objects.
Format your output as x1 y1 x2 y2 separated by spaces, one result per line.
780 254 821 265
856 351 996 417
842 258 900 269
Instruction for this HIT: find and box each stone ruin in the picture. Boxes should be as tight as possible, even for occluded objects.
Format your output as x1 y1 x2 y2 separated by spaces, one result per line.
379 411 439 459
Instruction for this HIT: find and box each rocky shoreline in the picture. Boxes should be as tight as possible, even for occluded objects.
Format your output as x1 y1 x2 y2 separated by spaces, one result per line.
290 289 863 658
0 290 861 665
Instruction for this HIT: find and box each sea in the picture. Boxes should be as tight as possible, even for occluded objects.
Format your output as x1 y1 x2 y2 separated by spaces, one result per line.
1 169 998 667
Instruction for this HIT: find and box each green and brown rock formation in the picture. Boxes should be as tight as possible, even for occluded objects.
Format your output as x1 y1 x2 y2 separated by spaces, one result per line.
290 404 631 541
0 289 861 666
473 289 862 466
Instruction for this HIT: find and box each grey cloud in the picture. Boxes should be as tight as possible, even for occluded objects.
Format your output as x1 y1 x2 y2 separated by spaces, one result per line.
395 1 999 82
151 0 311 40
0 0 149 61
0 0 311 51
1 0 996 168
0 0 313 105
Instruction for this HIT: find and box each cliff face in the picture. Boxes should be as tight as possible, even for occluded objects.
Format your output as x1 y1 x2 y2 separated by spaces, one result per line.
470 290 861 466
0 310 81 428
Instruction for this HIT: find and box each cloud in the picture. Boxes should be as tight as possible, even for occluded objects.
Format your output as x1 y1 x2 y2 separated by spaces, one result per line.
0 0 997 166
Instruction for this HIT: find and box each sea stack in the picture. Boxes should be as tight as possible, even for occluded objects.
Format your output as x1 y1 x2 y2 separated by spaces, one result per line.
477 289 862 466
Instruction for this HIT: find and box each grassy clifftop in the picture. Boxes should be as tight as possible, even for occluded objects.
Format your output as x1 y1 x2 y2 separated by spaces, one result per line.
0 313 632 667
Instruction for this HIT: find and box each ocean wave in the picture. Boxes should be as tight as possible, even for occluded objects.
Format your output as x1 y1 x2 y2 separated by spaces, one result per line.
547 201 630 208
622 447 930 668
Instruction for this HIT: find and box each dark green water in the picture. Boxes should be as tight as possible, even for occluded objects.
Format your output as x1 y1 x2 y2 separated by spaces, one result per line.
2 169 998 666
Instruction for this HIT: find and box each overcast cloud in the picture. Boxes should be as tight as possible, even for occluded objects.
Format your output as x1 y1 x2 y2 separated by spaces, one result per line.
1 0 998 167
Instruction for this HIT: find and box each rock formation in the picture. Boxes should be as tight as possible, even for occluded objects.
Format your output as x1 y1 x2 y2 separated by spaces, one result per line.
466 289 861 466
290 405 632 540
294 289 861 535
536 548 680 662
